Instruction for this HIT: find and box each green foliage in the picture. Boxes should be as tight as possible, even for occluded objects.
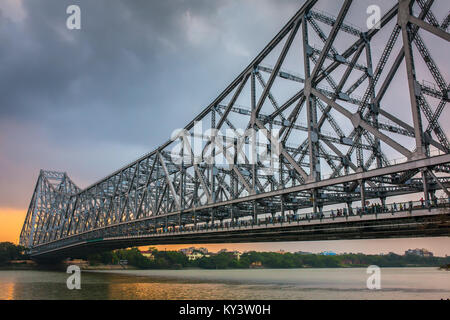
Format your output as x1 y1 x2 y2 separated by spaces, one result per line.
83 246 450 270
86 250 120 266
86 247 189 269
4 241 447 270
0 242 27 265
195 252 243 269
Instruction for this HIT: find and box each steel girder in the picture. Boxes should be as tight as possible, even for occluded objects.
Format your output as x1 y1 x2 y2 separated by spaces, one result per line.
20 0 450 251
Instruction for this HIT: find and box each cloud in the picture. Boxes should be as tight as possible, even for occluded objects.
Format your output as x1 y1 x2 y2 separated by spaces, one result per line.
0 0 305 209
0 0 26 23
0 0 448 207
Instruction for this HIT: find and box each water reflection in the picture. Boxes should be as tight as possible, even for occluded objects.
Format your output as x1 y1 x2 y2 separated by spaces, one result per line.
0 268 449 300
0 282 15 300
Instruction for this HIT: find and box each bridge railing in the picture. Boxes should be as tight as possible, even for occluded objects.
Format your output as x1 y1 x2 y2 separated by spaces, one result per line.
155 198 450 234
29 198 450 256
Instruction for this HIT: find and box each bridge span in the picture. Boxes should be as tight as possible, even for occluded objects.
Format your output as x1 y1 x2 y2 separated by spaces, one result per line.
19 0 450 261
31 201 450 260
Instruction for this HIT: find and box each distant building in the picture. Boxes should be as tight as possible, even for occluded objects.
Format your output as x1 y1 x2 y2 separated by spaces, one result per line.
186 251 210 261
179 247 195 255
320 251 337 256
296 251 312 255
9 260 37 265
250 261 263 268
179 247 209 256
216 249 242 260
64 259 89 267
405 248 433 257
230 251 242 260
140 251 155 260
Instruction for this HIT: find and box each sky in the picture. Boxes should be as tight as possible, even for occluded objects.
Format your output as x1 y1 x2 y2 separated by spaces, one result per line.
0 0 449 256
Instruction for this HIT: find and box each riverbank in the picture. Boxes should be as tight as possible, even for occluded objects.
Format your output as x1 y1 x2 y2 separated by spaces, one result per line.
0 264 39 271
0 263 61 271
82 264 137 270
83 247 450 270
1 262 449 272
439 264 450 271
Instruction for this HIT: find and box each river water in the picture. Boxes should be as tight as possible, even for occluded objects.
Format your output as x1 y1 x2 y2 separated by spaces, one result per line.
0 268 448 300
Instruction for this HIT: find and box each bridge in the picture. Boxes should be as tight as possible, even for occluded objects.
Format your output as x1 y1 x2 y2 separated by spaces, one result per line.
19 0 450 261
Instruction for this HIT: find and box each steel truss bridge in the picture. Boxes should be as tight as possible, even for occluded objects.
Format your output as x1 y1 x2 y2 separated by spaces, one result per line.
20 0 450 260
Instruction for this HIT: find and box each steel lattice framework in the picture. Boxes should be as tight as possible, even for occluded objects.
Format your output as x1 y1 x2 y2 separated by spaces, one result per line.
20 0 450 256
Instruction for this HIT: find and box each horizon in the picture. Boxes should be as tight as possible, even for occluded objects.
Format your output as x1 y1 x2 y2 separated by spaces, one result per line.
142 245 447 257
1 0 449 258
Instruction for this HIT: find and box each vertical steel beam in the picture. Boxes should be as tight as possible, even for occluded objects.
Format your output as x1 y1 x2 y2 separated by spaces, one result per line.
399 0 425 157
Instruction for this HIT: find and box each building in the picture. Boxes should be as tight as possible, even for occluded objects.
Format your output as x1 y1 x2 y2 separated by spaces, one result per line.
8 260 37 265
230 251 242 260
179 247 209 256
250 261 263 268
186 251 210 261
140 251 155 260
320 251 337 256
197 247 209 254
405 248 433 257
64 259 89 267
296 251 313 255
179 247 194 255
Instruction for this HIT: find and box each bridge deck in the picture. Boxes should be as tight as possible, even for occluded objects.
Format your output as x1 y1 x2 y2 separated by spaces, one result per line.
31 205 450 260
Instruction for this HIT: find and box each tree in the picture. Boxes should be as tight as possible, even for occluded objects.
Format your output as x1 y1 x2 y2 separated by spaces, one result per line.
0 242 27 265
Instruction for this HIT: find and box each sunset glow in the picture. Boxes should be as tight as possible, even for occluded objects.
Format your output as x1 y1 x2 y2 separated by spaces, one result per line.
0 208 26 244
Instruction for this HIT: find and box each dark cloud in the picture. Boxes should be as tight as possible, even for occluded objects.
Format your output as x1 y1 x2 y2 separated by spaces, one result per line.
0 0 301 146
0 0 448 209
0 0 302 207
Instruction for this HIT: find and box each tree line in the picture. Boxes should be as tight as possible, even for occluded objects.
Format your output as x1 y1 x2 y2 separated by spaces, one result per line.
1 242 448 269
84 247 450 270
0 242 27 265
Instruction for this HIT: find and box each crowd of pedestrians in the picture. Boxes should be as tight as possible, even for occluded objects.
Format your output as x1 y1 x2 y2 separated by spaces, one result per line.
151 197 449 235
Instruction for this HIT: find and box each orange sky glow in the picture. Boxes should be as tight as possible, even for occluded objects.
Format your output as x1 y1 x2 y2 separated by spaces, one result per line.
0 208 26 244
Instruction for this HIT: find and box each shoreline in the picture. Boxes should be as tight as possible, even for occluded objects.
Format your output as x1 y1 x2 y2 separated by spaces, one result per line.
1 263 448 272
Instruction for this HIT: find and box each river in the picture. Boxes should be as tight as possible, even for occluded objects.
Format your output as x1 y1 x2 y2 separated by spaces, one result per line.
0 268 448 300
